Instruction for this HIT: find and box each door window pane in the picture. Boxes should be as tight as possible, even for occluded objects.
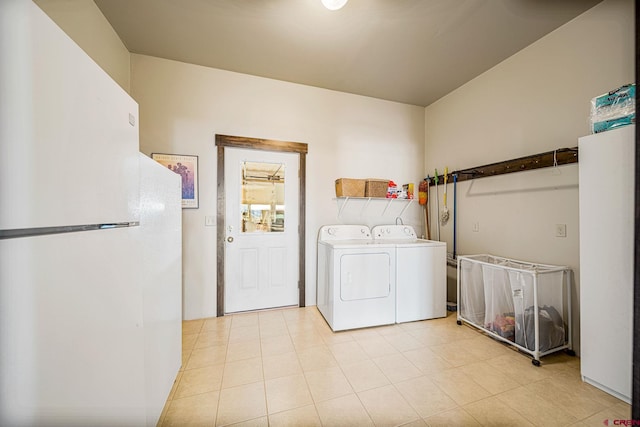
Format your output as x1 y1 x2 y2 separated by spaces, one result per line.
240 161 285 233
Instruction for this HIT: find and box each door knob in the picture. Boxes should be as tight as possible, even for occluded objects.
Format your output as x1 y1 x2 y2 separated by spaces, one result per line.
227 236 234 243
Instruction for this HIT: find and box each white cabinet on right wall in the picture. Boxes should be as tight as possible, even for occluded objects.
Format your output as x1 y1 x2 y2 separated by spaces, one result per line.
578 124 634 404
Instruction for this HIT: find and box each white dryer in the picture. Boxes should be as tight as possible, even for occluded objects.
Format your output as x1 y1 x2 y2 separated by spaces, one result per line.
372 225 446 323
317 225 396 331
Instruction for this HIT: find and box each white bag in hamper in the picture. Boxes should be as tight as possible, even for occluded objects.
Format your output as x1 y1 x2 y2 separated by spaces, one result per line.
459 260 485 326
482 262 515 341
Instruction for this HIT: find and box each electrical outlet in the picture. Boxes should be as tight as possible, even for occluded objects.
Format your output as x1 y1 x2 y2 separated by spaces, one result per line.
555 224 567 237
472 222 479 232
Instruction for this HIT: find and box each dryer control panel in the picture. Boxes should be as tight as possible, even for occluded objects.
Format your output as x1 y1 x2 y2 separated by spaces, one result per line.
318 225 371 241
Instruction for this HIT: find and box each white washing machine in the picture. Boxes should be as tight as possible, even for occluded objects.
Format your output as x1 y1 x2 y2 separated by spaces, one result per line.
372 225 447 323
317 225 396 331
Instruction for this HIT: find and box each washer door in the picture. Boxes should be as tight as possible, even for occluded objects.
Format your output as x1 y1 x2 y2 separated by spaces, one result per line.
340 252 391 300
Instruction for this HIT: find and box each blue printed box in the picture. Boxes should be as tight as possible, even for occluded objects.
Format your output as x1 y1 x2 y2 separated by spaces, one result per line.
590 84 635 133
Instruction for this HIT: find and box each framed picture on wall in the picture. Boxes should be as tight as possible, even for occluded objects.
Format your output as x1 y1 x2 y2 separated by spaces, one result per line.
151 153 199 209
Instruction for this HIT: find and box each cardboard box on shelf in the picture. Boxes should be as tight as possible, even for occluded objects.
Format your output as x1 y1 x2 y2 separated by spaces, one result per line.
365 179 389 198
335 178 366 197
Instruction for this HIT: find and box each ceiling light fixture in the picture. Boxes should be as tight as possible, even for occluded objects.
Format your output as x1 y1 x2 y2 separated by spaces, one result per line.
321 0 348 11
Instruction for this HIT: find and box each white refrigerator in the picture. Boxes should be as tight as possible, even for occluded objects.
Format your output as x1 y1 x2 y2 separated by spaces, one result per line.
578 124 634 404
0 1 182 425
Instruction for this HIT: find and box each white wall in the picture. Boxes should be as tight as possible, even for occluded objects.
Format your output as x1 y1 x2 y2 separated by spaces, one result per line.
34 0 131 92
424 0 634 354
130 55 425 319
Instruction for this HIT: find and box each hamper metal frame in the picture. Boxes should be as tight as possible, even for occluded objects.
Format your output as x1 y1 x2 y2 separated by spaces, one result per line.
456 254 573 366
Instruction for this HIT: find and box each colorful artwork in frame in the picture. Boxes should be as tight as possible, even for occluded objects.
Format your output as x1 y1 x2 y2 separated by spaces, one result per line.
151 153 199 208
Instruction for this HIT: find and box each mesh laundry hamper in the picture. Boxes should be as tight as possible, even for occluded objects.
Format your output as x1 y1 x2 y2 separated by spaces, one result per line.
457 254 572 365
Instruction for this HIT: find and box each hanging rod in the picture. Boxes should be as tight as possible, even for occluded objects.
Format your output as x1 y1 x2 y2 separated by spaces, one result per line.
428 146 578 186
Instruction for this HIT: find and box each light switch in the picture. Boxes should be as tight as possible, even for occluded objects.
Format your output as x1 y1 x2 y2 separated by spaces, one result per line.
205 216 215 226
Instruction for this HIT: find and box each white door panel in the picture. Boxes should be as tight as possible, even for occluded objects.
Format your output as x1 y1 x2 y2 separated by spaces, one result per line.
240 249 259 290
225 148 299 313
269 247 287 287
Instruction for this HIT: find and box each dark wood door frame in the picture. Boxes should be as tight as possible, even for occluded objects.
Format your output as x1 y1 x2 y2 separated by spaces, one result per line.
632 1 639 417
215 134 308 317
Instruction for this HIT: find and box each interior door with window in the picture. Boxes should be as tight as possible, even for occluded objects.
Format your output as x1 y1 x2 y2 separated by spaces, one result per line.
224 147 300 313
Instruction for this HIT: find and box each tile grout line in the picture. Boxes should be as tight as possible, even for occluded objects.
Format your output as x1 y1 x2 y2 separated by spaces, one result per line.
256 312 271 424
213 314 234 427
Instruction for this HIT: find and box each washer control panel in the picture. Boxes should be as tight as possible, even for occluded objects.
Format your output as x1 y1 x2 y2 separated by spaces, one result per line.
372 225 417 240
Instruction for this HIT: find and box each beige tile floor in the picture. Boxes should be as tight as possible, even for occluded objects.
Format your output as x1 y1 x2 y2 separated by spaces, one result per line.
158 307 631 427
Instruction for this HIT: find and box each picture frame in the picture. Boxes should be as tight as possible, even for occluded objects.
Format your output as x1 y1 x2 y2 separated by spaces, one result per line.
151 153 199 209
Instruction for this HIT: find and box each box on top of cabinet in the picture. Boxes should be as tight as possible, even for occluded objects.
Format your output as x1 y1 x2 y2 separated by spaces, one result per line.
590 84 635 133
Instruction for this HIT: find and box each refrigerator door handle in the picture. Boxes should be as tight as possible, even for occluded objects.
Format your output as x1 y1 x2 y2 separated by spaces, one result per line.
0 221 140 240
